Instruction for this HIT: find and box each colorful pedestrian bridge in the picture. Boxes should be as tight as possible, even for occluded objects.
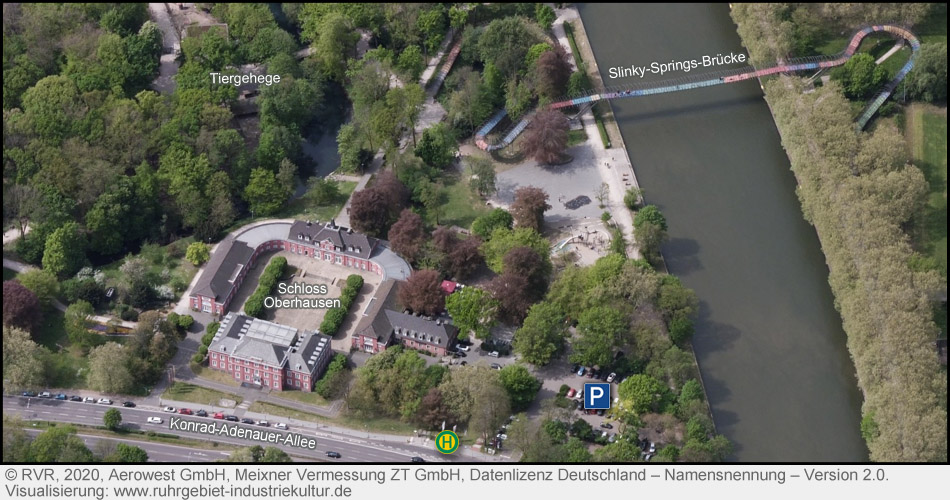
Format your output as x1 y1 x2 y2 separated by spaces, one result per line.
475 25 920 151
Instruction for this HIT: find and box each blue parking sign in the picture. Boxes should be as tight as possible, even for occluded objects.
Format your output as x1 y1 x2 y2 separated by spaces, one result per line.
584 383 610 409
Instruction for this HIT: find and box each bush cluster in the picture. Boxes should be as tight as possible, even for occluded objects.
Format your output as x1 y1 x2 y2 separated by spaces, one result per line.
319 275 364 335
243 257 287 318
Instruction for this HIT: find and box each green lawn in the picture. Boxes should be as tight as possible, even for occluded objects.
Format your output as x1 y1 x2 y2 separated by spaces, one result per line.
280 180 357 222
269 390 328 407
162 381 243 406
916 3 948 45
249 401 417 435
907 107 947 277
437 173 491 229
191 363 245 388
567 128 588 147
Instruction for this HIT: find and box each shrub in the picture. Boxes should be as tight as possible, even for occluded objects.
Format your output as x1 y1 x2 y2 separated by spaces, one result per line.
244 257 287 318
177 314 194 330
558 384 570 397
192 353 204 363
198 345 208 357
319 275 364 335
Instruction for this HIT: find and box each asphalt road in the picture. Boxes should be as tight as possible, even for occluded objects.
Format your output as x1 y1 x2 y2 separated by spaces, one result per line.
22 428 232 462
4 396 442 463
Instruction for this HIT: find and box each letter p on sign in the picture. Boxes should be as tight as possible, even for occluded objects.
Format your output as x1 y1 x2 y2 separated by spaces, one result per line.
584 383 610 409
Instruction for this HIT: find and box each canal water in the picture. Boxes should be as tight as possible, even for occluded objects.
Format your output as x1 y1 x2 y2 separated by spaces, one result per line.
577 3 867 461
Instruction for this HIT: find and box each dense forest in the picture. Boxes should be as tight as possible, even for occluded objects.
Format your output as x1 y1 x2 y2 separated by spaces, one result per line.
731 3 947 462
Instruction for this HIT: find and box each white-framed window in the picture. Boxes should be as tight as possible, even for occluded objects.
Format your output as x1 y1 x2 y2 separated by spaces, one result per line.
273 381 279 388
335 256 342 264
245 374 250 381
212 361 217 367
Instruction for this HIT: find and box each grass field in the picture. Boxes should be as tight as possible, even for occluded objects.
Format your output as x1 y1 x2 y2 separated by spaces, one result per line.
269 390 328 407
162 382 243 406
191 363 245 388
437 172 491 229
281 180 357 222
567 128 588 147
248 401 417 435
906 104 947 278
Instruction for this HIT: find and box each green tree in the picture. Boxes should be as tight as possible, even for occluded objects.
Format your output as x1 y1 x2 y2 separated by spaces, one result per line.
570 306 627 367
904 43 947 103
467 156 497 197
416 7 446 55
618 374 668 415
445 287 498 340
15 269 60 309
305 177 342 206
498 364 542 412
633 205 667 231
397 45 425 82
415 123 457 169
480 227 549 273
564 437 593 462
471 208 513 239
244 168 287 216
87 343 135 394
29 425 94 463
64 300 95 346
448 6 468 29
42 222 86 278
313 12 357 81
107 443 148 462
2 326 46 392
185 242 211 266
831 52 888 99
478 17 536 77
103 408 122 431
513 302 567 365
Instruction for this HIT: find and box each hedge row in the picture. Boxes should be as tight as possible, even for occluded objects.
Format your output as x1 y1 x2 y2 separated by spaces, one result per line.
243 257 287 318
319 274 364 335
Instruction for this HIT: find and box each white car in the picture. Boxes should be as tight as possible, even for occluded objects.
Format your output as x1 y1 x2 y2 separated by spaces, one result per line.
457 345 470 352
488 351 499 358
496 433 508 441
274 422 288 430
162 406 176 413
97 398 113 405
147 417 163 424
83 397 95 403
607 372 617 383
38 391 52 398
649 442 656 453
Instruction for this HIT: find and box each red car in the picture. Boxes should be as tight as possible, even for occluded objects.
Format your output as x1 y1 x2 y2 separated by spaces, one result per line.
213 412 225 419
566 388 576 398
178 408 193 415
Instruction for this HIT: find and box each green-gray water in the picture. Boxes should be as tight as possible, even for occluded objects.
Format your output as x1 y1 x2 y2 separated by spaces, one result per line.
578 3 868 461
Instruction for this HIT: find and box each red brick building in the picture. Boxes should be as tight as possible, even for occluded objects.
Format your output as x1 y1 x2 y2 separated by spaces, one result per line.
351 279 459 357
208 313 333 391
190 220 385 316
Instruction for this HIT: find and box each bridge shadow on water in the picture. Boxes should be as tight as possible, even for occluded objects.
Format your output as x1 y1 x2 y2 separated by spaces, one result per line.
615 94 763 124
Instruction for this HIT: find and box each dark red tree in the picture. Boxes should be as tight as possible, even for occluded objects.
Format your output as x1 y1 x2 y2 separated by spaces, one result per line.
3 280 40 333
415 387 455 428
431 225 459 255
510 186 551 232
534 44 572 99
446 235 484 280
486 272 533 324
502 245 548 299
522 110 569 164
349 187 390 237
399 269 446 316
374 171 410 212
388 209 425 262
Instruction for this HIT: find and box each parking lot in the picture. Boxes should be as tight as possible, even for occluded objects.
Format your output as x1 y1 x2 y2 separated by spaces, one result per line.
528 353 623 432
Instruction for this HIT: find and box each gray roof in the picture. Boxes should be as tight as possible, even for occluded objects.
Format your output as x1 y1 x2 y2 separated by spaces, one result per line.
289 220 378 259
354 279 401 344
192 239 255 300
209 312 297 369
388 310 458 347
287 331 332 376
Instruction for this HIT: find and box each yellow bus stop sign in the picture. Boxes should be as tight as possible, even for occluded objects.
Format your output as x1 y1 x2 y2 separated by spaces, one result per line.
435 430 459 454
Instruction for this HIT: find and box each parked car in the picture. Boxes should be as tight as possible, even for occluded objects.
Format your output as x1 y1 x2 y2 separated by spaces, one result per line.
179 408 193 415
571 363 581 374
162 406 176 413
596 409 605 416
326 451 342 458
457 339 473 347
22 391 37 397
577 366 586 376
257 420 270 427
39 391 52 398
213 412 225 419
644 453 654 462
83 397 95 403
490 363 502 370
196 409 208 417
457 344 470 352
54 394 67 400
122 401 136 407
607 372 617 383
453 351 467 358
600 422 613 429
225 415 239 422
566 388 576 398
608 433 617 443
488 351 499 358
274 422 288 430
649 442 656 453
411 456 426 463
601 431 609 439
97 398 113 405
241 418 255 424
598 371 609 381
69 395 82 402
147 417 163 424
